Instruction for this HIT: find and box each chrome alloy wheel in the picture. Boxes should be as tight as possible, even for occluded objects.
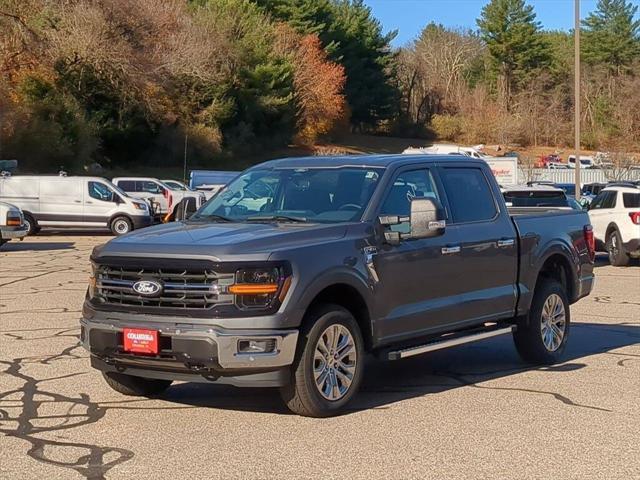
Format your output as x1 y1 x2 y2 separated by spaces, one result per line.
608 232 619 263
540 293 566 352
313 324 357 401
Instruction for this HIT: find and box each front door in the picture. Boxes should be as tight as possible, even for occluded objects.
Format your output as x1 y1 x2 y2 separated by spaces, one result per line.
586 190 617 246
84 180 117 227
372 167 463 344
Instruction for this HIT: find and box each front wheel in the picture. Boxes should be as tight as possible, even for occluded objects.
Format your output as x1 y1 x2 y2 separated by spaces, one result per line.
23 213 39 236
280 304 364 417
606 230 631 267
513 279 570 365
102 371 172 397
110 216 132 236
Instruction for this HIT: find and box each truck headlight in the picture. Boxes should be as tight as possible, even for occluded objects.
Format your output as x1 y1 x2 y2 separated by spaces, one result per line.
133 202 147 210
229 267 291 310
87 262 98 299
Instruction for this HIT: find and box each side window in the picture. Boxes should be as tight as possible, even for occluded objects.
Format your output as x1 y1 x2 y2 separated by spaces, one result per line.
601 191 617 209
141 181 162 194
117 180 135 192
623 193 640 208
439 167 498 223
381 169 440 216
380 169 440 233
88 181 114 202
589 192 605 209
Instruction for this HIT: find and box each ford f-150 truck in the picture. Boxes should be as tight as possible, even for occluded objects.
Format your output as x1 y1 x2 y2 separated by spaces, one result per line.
81 155 595 417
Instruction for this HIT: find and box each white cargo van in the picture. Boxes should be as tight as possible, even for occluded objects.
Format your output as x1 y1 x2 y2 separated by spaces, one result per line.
112 177 205 219
0 174 152 235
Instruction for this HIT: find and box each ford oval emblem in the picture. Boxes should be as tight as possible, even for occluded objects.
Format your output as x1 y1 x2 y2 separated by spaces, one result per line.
132 280 162 297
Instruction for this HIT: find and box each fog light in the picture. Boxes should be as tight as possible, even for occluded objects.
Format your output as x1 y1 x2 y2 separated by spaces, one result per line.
238 339 276 354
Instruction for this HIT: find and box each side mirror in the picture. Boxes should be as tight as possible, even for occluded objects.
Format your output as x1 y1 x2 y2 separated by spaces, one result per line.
176 197 198 221
379 197 446 245
409 197 446 239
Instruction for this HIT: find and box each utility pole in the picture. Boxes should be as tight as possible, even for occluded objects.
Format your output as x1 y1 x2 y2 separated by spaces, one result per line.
574 0 581 200
183 133 188 185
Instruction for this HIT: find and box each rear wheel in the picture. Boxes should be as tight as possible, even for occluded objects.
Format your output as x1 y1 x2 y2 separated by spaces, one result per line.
606 230 630 266
23 213 38 236
102 372 172 397
513 279 570 365
110 216 132 236
280 304 364 417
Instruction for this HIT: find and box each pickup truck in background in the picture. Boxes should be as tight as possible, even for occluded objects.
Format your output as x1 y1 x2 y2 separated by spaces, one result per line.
82 155 595 417
112 177 206 221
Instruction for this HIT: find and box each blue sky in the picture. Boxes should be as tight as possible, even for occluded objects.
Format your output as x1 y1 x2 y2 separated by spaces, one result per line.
364 0 606 46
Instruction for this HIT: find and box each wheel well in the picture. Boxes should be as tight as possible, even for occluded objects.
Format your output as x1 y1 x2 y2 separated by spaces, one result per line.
605 223 618 240
307 284 372 351
536 254 574 302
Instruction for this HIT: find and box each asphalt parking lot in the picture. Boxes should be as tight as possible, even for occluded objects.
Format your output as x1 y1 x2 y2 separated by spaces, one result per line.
1 234 639 480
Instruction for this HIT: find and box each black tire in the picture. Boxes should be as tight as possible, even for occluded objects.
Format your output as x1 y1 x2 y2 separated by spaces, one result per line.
606 229 631 267
110 216 132 236
102 371 172 397
23 213 38 236
280 304 365 417
0 238 6 248
513 279 570 365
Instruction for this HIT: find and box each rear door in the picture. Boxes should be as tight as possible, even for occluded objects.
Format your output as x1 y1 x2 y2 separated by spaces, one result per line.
38 178 84 225
437 165 518 323
372 166 463 342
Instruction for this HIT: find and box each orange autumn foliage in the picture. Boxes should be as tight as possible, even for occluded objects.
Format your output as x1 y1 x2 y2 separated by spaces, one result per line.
276 25 347 144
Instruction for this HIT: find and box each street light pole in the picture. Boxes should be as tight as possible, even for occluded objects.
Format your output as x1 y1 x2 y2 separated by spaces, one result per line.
574 0 581 200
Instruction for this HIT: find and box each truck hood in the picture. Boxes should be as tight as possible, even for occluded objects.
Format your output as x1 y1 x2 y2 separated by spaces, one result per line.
93 220 349 261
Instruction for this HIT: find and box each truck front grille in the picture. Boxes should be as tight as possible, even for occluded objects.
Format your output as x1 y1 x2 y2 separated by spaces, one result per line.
95 264 234 310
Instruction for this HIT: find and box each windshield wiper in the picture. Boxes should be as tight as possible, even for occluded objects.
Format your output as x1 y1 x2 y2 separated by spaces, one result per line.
191 214 233 222
246 214 308 223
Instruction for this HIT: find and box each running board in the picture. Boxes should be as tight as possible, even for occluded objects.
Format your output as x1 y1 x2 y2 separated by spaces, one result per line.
388 325 515 360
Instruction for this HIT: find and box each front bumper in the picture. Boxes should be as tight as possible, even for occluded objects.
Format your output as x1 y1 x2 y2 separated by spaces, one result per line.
0 225 28 240
81 317 299 387
131 215 154 230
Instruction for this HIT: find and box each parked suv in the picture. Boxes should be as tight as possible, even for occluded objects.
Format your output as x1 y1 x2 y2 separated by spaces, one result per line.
588 184 640 266
82 155 595 417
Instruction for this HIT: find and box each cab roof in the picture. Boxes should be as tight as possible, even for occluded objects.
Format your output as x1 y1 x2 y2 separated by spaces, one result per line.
255 154 486 170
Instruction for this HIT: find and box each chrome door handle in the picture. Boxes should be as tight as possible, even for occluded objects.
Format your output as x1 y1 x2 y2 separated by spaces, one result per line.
497 238 515 248
441 246 461 255
86 201 93 204
74 200 82 203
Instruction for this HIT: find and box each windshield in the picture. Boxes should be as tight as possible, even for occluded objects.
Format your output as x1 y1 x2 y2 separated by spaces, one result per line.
193 167 383 223
164 180 188 191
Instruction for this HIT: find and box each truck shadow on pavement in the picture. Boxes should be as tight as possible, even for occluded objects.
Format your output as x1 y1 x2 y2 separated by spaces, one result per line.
162 320 640 415
1 321 638 479
1 241 76 252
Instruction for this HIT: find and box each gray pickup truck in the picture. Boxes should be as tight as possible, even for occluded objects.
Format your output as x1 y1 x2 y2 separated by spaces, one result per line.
81 155 595 417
